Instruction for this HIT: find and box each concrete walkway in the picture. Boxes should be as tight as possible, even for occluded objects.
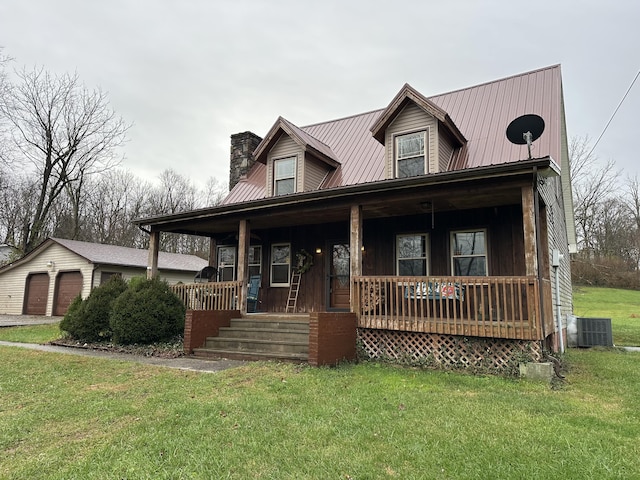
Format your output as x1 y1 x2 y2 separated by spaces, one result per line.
0 314 246 373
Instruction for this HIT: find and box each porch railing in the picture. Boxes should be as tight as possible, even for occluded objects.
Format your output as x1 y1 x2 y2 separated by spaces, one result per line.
353 276 543 340
171 281 241 311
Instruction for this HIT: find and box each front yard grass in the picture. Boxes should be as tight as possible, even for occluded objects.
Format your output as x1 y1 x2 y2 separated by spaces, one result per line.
0 322 62 344
1 346 639 479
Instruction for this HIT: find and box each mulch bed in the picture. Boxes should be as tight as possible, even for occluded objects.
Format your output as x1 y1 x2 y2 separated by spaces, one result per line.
48 337 185 358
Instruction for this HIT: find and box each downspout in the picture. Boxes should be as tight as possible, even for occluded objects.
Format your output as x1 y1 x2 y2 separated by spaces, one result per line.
552 249 565 353
533 167 547 341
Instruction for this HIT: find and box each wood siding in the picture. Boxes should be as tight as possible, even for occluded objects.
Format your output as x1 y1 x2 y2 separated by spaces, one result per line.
385 103 438 178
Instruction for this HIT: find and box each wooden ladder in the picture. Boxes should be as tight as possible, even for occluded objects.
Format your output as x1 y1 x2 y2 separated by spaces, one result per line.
285 271 302 313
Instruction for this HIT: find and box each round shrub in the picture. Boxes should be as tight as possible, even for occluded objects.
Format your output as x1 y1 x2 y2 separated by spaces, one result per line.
59 294 86 338
109 277 186 345
59 275 128 341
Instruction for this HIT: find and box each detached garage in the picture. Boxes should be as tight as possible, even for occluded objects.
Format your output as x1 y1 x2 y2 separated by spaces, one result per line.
0 238 208 316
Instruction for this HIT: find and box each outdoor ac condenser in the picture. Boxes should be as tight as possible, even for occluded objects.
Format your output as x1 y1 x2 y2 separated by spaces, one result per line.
576 317 613 347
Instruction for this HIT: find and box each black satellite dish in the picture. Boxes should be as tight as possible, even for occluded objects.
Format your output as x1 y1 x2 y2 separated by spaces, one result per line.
506 114 545 159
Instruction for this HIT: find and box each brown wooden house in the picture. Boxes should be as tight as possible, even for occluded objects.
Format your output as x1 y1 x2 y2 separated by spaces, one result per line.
136 65 576 368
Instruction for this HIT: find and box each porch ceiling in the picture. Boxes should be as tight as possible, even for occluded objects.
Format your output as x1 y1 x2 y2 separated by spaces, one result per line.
146 178 527 237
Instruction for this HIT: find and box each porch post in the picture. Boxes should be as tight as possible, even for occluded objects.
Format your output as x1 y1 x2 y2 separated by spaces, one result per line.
147 230 160 279
521 186 538 277
237 220 250 314
350 205 363 311
208 237 217 268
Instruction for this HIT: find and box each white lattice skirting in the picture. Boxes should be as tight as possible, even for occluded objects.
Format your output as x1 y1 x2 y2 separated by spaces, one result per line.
358 328 542 370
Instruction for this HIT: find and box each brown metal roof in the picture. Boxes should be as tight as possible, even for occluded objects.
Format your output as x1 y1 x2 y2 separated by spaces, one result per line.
225 65 563 204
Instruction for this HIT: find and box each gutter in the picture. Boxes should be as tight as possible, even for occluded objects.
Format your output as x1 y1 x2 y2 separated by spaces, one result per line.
134 157 558 228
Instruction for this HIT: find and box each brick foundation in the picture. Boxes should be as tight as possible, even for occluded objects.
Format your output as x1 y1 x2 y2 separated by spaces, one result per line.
308 312 357 366
184 310 239 354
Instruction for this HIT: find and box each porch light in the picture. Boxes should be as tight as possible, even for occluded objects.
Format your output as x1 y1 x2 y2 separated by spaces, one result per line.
315 248 322 254
46 261 54 270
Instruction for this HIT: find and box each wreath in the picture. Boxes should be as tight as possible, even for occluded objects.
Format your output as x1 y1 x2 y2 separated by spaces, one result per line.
294 249 314 274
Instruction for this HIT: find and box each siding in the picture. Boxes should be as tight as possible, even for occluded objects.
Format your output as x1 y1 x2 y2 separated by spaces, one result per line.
385 103 438 178
438 130 455 172
304 154 330 191
0 243 204 316
266 135 301 196
538 175 573 334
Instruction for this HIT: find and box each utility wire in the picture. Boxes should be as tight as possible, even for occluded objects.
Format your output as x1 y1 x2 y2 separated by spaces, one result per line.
587 69 640 158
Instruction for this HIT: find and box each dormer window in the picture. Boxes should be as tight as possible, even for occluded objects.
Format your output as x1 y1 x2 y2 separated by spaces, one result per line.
274 156 296 195
396 131 427 178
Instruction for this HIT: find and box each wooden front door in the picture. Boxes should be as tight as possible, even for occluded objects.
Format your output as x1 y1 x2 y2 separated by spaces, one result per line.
328 242 350 310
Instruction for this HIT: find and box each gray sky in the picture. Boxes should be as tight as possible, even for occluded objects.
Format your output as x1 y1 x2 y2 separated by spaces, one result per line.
1 0 638 190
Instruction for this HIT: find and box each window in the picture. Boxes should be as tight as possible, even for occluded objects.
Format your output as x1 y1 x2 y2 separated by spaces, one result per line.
274 157 296 195
451 230 488 276
396 234 429 275
270 243 291 286
395 131 426 178
217 245 236 281
248 245 262 278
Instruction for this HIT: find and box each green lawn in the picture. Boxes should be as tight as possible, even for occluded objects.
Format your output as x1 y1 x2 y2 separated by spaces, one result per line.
1 287 639 478
1 346 639 479
0 322 62 344
573 286 640 346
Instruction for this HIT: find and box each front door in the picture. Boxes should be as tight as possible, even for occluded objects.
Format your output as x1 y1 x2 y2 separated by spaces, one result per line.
328 242 350 310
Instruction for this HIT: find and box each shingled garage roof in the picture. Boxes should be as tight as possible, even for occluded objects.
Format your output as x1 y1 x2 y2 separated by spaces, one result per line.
52 238 207 271
0 238 207 274
225 64 564 204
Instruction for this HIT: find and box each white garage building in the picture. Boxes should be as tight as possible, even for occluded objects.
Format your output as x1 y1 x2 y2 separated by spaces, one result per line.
0 238 207 316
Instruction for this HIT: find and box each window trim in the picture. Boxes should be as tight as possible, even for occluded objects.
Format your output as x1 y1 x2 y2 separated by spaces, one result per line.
273 156 297 196
217 245 237 281
396 233 430 276
450 229 488 276
248 245 262 278
270 242 291 287
394 129 428 178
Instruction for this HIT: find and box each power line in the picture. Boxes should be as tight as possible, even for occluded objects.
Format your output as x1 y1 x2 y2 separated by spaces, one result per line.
587 68 640 159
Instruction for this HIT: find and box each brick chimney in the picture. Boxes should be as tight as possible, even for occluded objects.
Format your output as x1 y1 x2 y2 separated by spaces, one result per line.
229 131 262 191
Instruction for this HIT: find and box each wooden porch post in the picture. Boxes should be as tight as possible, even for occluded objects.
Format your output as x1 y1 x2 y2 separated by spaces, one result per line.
147 231 160 279
208 237 217 268
350 205 362 311
521 186 538 277
237 220 250 314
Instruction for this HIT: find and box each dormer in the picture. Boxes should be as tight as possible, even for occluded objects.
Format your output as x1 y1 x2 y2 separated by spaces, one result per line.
254 117 340 196
370 84 466 178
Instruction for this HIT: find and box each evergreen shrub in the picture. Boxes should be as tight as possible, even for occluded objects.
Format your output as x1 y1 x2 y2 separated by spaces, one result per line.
109 277 185 344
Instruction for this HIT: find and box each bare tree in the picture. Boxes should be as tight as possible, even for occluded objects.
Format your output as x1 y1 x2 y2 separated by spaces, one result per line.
570 135 620 256
0 67 129 253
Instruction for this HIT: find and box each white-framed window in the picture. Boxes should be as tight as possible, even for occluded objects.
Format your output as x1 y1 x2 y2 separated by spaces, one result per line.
395 130 427 178
270 243 291 286
273 156 296 196
248 245 262 279
451 230 488 276
217 245 236 281
396 233 429 276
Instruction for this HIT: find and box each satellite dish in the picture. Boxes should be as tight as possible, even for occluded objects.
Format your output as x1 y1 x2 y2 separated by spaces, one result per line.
506 114 545 159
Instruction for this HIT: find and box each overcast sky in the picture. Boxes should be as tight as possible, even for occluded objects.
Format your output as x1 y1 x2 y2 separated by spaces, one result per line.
1 0 638 191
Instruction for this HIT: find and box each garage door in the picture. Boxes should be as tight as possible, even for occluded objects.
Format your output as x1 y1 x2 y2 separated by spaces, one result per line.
53 271 83 316
24 273 50 315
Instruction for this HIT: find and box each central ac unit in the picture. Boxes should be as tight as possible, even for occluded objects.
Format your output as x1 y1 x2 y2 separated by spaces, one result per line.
576 317 613 347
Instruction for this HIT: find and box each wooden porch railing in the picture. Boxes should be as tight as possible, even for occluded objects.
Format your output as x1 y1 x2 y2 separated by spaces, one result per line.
353 276 543 341
171 281 241 311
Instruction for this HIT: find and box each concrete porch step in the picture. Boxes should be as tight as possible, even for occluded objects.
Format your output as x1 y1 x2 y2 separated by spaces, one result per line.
193 347 308 362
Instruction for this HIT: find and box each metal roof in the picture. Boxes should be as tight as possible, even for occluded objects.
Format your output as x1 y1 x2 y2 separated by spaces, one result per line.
226 65 563 205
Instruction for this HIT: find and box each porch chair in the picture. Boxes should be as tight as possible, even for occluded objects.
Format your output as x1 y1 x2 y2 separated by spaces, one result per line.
247 275 261 313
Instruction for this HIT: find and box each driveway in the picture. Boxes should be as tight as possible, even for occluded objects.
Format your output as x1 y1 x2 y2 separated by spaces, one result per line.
0 314 62 327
